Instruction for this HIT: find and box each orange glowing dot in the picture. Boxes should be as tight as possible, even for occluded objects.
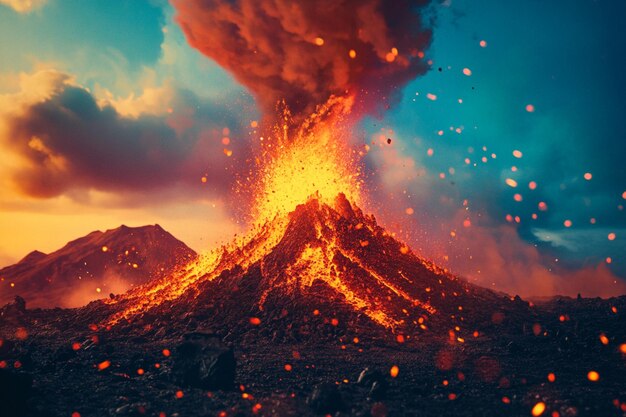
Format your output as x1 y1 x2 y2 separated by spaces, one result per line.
529 181 537 190
559 315 567 322
353 337 359 344
72 342 81 351
396 335 405 343
547 373 556 382
538 202 548 211
418 51 425 58
426 93 437 101
463 219 471 228
101 246 108 252
623 191 626 199
249 317 261 325
175 390 184 399
563 220 572 228
505 178 518 188
15 328 28 340
132 263 138 269
390 365 399 378
72 413 81 417
348 49 357 59
222 137 230 145
608 232 616 241
405 207 414 215
587 371 599 381
584 172 592 180
514 194 523 202
201 176 207 183
250 120 258 128
400 246 409 254
313 309 320 316
532 402 546 416
448 393 457 400
611 306 618 313
480 40 487 47
385 52 396 62
462 68 472 76
619 344 626 354
252 403 262 413
427 148 434 156
98 360 111 371
599 334 609 345
526 104 535 113
137 368 145 375
314 37 324 46
391 47 398 56
284 364 292 371
162 349 171 357
223 149 233 157
330 318 339 326
606 257 612 264
513 150 523 158
502 396 511 404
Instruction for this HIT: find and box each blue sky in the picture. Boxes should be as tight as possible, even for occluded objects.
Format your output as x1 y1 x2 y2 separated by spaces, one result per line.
0 0 624 296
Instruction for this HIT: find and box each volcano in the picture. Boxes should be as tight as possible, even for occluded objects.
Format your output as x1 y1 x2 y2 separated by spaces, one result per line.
81 194 531 343
0 224 196 309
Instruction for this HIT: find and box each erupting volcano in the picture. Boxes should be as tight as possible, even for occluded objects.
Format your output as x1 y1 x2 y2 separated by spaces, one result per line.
95 97 518 338
1 2 625 417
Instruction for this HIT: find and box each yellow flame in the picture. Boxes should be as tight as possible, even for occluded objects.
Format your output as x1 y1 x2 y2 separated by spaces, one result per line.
252 95 363 224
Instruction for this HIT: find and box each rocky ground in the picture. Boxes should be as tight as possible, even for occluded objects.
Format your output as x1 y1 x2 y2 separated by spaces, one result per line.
1 295 626 417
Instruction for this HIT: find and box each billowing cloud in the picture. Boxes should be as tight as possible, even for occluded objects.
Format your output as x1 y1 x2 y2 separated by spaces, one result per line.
172 0 433 119
0 0 46 13
0 70 253 201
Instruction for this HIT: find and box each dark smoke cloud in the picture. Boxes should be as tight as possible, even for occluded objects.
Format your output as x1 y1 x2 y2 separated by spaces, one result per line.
173 0 433 118
4 80 252 199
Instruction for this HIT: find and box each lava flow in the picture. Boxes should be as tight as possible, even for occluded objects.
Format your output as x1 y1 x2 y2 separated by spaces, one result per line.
102 97 515 333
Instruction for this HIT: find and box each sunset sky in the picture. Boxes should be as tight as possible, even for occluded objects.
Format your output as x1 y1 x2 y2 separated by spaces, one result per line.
1 0 625 297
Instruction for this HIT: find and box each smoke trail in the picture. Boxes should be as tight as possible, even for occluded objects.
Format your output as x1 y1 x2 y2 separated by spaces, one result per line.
173 0 433 119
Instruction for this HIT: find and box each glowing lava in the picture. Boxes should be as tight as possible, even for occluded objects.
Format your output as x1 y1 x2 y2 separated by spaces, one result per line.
102 96 485 330
252 95 363 224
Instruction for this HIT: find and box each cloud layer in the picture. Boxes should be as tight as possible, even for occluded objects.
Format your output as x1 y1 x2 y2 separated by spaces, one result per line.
1 70 252 201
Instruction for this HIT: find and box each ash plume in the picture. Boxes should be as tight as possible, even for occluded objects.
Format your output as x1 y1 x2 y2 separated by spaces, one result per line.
172 0 433 119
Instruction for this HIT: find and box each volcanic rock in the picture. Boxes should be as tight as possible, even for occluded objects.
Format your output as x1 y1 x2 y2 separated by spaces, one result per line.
0 369 33 417
172 332 236 390
307 383 344 414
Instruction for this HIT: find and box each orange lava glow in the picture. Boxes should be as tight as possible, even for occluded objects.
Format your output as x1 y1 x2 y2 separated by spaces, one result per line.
102 96 446 329
252 95 363 225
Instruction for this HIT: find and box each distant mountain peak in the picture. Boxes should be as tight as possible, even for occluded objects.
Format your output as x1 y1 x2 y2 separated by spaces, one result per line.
0 225 197 309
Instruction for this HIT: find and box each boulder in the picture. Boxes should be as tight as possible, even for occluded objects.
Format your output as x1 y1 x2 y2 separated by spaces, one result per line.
172 332 235 390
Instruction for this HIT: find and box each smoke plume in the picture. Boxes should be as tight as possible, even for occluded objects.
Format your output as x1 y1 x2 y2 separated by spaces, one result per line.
172 0 433 118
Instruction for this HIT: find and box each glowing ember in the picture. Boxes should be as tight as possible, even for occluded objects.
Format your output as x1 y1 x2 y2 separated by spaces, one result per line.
531 402 546 416
587 371 600 381
390 365 399 378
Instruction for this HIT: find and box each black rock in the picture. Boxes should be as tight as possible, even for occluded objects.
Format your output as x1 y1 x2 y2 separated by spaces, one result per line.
369 380 387 400
0 369 33 417
307 383 344 414
172 332 235 390
358 368 388 400
357 368 385 387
